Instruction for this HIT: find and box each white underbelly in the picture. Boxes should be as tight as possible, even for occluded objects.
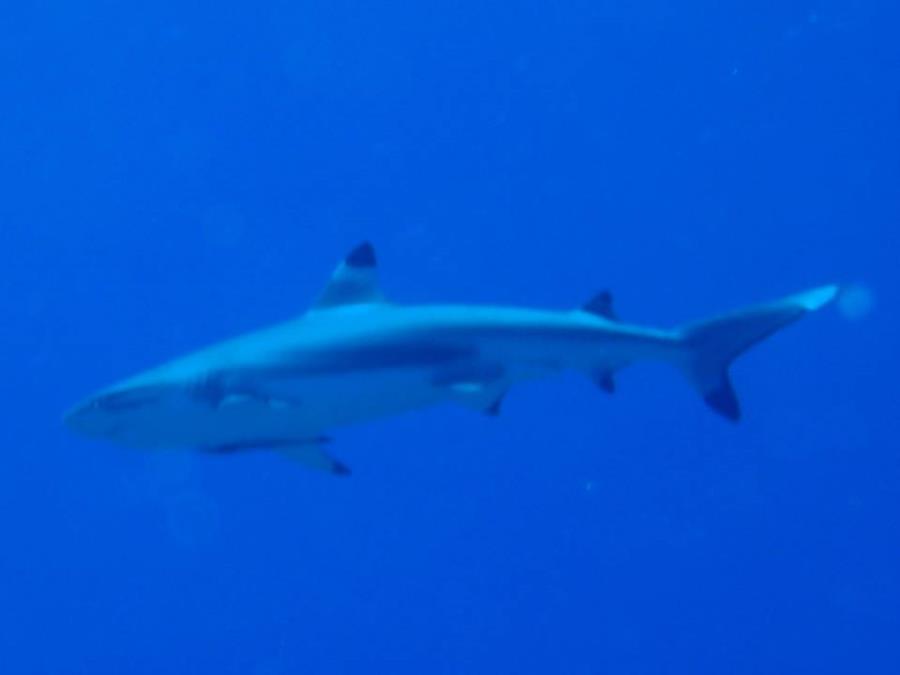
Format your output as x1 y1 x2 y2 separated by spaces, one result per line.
119 370 448 449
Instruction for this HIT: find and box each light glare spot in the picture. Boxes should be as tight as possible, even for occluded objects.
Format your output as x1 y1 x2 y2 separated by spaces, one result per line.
837 284 874 321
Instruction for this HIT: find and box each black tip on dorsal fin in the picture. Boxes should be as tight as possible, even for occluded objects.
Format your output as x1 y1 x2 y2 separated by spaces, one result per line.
583 290 618 320
345 241 376 268
313 243 382 310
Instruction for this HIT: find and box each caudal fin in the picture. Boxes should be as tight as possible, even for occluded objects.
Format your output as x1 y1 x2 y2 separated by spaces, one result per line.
678 285 840 421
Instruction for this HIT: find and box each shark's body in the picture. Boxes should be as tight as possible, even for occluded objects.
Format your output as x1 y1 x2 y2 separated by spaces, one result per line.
65 243 840 474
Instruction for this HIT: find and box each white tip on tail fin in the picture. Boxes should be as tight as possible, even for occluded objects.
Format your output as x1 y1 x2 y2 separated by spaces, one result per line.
678 284 840 421
791 284 842 311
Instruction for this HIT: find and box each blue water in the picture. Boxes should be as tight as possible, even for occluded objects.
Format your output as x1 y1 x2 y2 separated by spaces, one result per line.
2 2 898 673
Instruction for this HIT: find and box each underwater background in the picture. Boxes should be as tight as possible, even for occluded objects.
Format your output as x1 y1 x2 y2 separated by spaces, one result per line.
2 1 898 673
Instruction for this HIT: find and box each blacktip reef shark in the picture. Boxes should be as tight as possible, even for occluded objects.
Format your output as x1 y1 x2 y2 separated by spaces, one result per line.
65 242 840 475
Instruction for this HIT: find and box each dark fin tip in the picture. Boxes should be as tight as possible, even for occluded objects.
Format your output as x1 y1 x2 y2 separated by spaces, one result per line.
484 395 504 417
594 371 616 394
346 242 376 268
332 460 352 476
704 380 741 422
583 290 617 320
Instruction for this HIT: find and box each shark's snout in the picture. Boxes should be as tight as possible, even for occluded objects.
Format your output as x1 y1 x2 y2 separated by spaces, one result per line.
63 397 115 438
64 385 167 441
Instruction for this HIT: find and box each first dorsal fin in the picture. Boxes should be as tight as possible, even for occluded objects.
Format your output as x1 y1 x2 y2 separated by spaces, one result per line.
313 242 384 310
583 290 618 320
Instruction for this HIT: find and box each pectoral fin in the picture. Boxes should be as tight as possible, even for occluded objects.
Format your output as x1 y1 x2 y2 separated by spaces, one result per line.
206 436 350 475
432 363 508 415
276 439 350 476
278 444 351 475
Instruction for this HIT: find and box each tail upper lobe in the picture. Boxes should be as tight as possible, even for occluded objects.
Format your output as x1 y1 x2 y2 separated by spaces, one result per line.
677 285 840 421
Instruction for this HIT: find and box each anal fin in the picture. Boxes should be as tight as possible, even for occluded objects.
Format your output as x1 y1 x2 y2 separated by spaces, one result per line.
433 362 508 416
484 393 505 417
592 370 616 394
444 381 508 416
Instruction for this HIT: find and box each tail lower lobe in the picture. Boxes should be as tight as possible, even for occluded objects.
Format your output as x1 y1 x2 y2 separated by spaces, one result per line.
677 285 840 421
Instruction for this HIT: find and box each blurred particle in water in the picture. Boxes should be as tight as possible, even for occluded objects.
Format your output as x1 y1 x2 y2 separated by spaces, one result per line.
164 490 221 550
119 452 220 550
202 203 247 249
163 128 212 178
252 656 289 675
120 451 195 505
150 452 196 495
281 38 340 89
837 283 874 321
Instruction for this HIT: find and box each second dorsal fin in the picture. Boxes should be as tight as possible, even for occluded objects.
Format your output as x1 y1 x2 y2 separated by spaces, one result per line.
313 242 384 310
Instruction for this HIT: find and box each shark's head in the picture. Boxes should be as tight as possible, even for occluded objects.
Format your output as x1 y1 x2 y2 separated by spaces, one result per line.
63 381 187 447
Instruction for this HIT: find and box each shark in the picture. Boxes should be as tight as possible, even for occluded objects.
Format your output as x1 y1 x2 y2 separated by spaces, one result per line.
64 242 840 475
